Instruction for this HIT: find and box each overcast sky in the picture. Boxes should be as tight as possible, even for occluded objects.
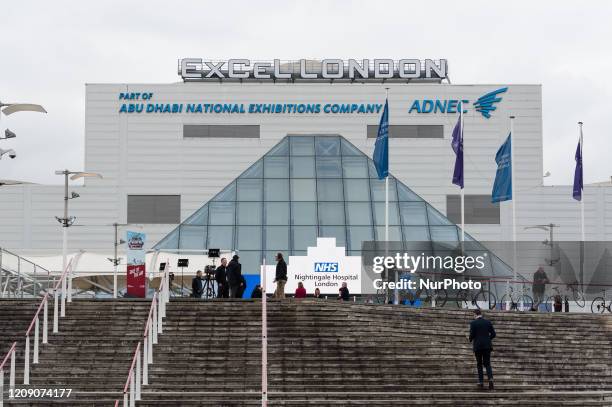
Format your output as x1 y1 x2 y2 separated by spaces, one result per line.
1 0 610 186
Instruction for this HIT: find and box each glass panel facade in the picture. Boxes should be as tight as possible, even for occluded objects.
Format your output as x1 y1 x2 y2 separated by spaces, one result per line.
265 202 289 225
237 179 263 201
237 202 262 225
154 135 511 277
317 179 344 201
178 225 205 250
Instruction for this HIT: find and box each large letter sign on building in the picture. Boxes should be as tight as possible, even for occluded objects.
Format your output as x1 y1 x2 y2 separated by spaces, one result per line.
126 231 146 298
263 238 362 296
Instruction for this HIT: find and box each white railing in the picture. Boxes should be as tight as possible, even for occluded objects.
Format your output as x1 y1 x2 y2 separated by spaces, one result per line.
0 259 73 405
0 342 17 407
22 260 73 385
116 264 170 407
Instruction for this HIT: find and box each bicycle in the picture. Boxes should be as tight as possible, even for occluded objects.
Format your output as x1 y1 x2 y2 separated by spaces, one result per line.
590 289 612 314
455 282 497 310
402 284 448 308
500 284 533 311
544 284 585 312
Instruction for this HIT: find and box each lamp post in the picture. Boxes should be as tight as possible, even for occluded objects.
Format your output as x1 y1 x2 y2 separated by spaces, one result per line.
55 170 102 307
0 102 47 116
0 99 46 161
108 223 127 298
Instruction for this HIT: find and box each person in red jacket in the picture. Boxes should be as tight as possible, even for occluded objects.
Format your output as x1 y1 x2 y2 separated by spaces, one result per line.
295 281 307 299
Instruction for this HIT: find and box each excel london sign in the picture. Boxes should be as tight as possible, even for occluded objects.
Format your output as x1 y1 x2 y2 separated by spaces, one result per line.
178 58 448 82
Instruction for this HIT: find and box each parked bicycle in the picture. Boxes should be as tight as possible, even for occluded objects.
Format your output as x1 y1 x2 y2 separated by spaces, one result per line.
590 289 612 314
500 284 533 311
403 284 448 308
455 282 497 310
544 284 585 312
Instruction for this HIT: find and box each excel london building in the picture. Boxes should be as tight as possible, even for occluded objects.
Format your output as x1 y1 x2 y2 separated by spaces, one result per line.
1 58 611 291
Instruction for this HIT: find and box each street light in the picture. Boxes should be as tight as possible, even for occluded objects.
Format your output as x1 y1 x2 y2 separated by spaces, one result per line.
0 148 16 159
107 223 128 298
524 224 560 266
2 129 16 139
0 101 47 116
55 170 103 309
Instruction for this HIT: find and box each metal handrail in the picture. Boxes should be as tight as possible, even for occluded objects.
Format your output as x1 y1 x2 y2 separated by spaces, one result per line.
15 259 73 390
116 262 170 407
0 247 51 274
1 247 53 298
0 341 17 404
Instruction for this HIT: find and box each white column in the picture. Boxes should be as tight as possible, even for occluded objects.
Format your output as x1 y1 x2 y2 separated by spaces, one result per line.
510 116 520 309
261 258 268 407
23 336 29 385
33 318 39 364
42 299 48 344
135 347 141 400
53 289 59 333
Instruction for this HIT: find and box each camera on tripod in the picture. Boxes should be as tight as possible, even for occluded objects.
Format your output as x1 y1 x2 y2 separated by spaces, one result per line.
201 248 221 299
204 265 216 280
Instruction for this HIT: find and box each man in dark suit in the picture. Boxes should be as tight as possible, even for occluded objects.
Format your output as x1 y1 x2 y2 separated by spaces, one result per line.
226 255 242 298
215 258 229 298
191 270 204 299
469 308 496 390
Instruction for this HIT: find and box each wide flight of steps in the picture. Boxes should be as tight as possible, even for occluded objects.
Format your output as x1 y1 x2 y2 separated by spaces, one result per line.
2 298 612 405
1 299 151 405
137 299 612 406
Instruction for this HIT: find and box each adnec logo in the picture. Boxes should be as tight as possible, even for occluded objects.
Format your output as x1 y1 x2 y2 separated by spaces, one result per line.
314 262 339 272
407 87 508 119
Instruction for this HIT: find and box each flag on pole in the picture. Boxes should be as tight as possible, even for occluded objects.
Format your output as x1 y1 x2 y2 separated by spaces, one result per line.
492 133 512 203
572 139 583 201
451 107 464 188
373 99 389 180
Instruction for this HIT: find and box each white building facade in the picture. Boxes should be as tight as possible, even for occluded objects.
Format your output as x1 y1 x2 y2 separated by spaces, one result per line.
0 60 610 278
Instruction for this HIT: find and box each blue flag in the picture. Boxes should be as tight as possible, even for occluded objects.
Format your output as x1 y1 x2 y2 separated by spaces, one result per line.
451 108 463 188
492 134 512 203
572 139 583 201
373 99 389 180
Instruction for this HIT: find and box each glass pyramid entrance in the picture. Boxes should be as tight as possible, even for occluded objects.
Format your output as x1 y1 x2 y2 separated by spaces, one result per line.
153 135 511 279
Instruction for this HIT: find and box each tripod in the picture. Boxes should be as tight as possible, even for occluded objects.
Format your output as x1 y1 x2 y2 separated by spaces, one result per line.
203 274 216 299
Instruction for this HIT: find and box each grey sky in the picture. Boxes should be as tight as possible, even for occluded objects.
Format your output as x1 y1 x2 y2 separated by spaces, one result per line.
1 0 610 186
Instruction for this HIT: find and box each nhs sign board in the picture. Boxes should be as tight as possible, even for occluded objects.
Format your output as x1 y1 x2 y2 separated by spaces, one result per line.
261 238 362 295
314 262 339 272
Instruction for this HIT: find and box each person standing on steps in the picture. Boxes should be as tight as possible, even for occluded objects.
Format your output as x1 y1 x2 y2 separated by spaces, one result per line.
191 270 204 299
226 254 242 298
338 282 349 301
532 266 550 310
294 281 307 298
469 308 496 390
215 257 229 298
274 252 287 299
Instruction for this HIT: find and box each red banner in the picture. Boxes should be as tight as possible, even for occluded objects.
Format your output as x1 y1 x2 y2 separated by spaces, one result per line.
126 231 146 297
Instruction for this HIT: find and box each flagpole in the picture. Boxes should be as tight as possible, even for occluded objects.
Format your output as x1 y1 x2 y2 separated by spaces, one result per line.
579 121 585 288
460 102 465 243
579 122 585 242
510 115 518 304
383 88 397 305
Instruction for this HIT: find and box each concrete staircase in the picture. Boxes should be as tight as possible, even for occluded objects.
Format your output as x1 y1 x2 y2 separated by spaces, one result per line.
2 298 612 405
138 299 612 406
1 299 151 405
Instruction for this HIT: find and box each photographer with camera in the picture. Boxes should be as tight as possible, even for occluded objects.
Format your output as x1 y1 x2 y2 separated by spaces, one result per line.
215 257 229 298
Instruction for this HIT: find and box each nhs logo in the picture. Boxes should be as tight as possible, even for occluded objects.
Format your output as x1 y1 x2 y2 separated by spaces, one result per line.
314 262 339 272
